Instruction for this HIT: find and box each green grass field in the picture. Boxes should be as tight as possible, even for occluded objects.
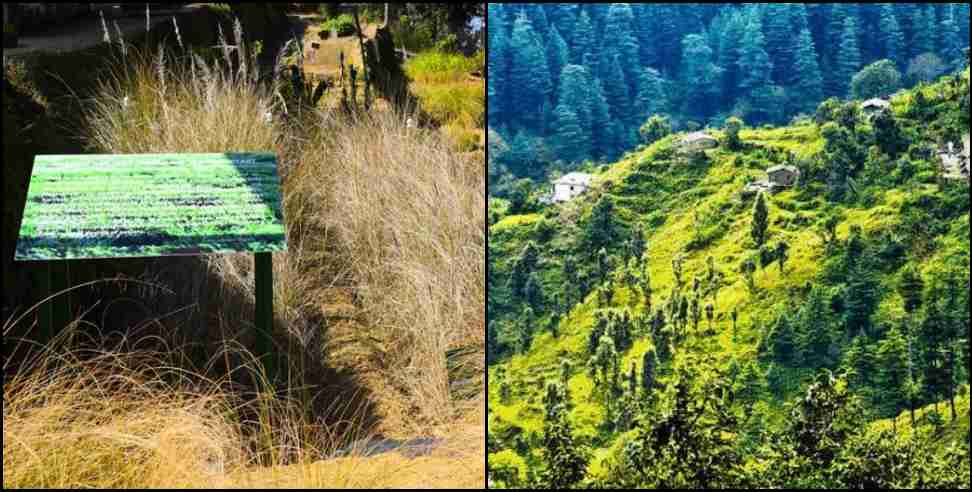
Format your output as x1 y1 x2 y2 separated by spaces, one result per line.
15 153 286 260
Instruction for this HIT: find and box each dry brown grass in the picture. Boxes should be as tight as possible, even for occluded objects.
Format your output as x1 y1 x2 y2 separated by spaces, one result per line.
0 328 455 488
288 110 486 430
3 15 484 489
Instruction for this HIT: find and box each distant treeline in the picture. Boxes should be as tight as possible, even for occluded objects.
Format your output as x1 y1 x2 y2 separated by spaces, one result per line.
488 3 971 173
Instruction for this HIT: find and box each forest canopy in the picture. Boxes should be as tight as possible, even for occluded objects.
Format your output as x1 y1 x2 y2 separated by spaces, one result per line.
487 3 970 190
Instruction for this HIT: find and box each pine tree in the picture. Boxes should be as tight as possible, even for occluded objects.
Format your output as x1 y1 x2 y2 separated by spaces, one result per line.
631 3 657 67
570 10 595 65
897 265 924 316
641 349 657 396
509 242 540 300
540 383 589 488
633 68 668 128
833 16 862 97
909 6 934 60
487 7 509 125
937 5 963 69
876 326 911 429
772 313 800 366
844 256 878 337
796 286 837 368
878 4 903 67
590 79 616 160
524 272 544 312
652 4 682 75
557 65 594 145
717 10 746 107
790 28 823 115
680 33 723 122
546 27 569 96
601 3 640 98
919 299 950 417
600 53 632 135
737 15 774 120
508 12 551 132
763 3 795 85
548 4 577 42
523 4 550 43
751 192 769 248
550 104 590 163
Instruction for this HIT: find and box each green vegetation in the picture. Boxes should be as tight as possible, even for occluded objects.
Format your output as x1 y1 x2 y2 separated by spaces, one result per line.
320 14 357 38
405 49 485 151
488 64 970 488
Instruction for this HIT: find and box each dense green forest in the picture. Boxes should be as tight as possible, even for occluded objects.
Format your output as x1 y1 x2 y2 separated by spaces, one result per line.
487 3 971 194
486 4 971 486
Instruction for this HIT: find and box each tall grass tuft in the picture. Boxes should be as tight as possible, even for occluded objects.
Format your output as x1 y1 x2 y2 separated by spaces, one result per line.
80 17 484 432
290 111 485 427
1 324 384 488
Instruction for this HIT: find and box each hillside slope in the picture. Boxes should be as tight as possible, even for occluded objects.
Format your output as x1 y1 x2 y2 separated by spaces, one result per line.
487 68 970 488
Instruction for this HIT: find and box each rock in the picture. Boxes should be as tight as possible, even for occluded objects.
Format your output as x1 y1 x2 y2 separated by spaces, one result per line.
331 436 445 460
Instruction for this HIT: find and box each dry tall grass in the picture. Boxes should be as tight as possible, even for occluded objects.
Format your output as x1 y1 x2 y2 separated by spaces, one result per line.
3 15 485 488
290 111 486 427
1 329 419 488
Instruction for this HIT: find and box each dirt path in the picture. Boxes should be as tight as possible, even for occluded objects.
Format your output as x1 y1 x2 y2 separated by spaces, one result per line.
4 5 202 57
286 13 377 79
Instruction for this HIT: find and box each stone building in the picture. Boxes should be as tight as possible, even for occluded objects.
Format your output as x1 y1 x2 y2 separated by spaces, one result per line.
767 165 801 187
679 131 719 153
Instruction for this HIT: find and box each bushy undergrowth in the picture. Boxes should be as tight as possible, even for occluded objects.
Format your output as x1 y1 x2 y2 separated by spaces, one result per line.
405 50 480 85
405 51 485 134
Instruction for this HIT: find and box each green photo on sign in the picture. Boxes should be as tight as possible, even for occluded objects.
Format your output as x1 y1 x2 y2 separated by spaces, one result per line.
15 153 287 261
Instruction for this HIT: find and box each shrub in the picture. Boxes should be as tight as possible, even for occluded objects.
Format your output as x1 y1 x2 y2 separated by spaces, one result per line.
851 59 902 100
405 50 480 84
639 115 671 146
321 13 356 37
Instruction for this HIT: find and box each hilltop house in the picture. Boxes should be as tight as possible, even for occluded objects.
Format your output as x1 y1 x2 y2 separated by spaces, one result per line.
861 98 891 119
679 131 719 153
939 134 971 180
743 165 801 197
767 165 801 187
551 172 593 203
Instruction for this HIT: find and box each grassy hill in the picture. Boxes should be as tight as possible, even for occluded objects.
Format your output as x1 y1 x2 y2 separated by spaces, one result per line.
487 68 970 488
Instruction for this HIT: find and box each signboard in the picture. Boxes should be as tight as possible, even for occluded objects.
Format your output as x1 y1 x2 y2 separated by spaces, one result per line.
15 153 287 261
15 152 285 378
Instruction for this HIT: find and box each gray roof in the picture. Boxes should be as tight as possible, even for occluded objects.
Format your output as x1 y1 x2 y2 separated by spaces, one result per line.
554 172 593 187
681 131 717 143
861 98 891 110
767 165 800 174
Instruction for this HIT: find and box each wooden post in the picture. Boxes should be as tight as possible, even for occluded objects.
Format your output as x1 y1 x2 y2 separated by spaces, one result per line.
35 262 53 342
50 261 71 338
254 252 274 381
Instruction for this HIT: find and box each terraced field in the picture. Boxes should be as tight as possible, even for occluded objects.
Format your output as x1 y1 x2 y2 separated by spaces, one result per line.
15 153 286 260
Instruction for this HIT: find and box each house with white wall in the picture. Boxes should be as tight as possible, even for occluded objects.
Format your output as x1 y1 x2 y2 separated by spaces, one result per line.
551 172 593 203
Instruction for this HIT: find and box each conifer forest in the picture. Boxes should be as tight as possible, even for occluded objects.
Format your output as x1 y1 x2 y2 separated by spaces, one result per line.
487 3 971 488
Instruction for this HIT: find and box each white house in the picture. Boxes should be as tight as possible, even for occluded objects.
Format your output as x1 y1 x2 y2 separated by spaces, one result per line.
552 172 593 203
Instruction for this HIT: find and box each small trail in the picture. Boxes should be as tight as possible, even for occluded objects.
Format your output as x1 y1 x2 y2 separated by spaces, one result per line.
4 5 202 57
